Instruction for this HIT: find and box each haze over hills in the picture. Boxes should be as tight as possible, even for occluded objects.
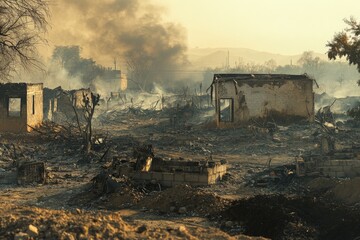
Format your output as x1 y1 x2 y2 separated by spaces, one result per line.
187 47 329 69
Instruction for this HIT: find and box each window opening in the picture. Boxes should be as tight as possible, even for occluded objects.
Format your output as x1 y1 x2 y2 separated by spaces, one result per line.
8 98 21 117
32 95 35 115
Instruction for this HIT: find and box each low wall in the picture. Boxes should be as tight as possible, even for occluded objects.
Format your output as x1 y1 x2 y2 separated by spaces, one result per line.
119 164 227 187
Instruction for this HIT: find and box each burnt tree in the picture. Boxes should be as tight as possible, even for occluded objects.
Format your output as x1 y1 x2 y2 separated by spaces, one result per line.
80 92 100 154
0 0 49 80
72 92 100 154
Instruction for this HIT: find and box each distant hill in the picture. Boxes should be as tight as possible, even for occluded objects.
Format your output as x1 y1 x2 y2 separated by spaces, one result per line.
187 47 329 69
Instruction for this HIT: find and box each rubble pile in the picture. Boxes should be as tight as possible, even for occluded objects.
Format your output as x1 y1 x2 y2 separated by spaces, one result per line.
0 137 47 185
289 101 360 178
35 121 82 144
3 202 256 240
91 173 145 208
69 141 229 210
298 127 360 178
69 172 231 216
97 91 214 129
245 164 298 191
0 142 17 168
0 204 136 239
0 139 42 165
68 174 145 209
97 107 161 125
138 184 231 215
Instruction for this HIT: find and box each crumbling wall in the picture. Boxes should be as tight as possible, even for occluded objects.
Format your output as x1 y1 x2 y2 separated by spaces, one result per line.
43 87 91 122
215 78 314 127
72 88 91 108
118 162 227 187
299 144 360 178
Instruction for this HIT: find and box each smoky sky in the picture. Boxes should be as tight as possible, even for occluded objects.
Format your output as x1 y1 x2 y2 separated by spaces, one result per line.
49 0 188 87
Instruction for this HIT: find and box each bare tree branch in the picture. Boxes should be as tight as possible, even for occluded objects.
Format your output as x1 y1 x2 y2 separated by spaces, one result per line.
0 0 49 81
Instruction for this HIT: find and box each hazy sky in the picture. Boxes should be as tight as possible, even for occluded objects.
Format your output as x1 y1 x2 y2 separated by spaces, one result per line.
153 0 360 55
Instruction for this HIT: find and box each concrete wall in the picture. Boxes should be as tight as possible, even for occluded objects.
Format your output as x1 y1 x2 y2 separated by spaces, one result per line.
215 78 314 127
0 83 43 133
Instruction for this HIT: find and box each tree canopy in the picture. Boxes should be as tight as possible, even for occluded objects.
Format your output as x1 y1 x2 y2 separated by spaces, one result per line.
0 0 49 80
327 17 360 73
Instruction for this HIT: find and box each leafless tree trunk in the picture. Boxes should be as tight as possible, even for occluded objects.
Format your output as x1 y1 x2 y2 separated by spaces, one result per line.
68 91 100 155
81 92 100 154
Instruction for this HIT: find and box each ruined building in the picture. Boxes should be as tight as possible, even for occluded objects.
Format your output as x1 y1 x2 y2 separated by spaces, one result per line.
211 74 315 127
43 87 91 122
0 83 43 132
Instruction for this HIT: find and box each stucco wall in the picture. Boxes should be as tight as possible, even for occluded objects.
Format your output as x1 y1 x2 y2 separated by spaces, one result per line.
215 79 314 126
72 89 91 108
26 84 43 131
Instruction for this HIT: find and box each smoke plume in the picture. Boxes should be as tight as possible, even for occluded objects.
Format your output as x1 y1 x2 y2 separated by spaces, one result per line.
46 0 188 91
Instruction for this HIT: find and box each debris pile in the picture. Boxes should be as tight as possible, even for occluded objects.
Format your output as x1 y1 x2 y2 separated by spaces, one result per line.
33 121 83 148
294 102 360 178
246 164 296 190
68 173 145 209
0 204 135 239
0 142 17 175
0 203 256 240
138 184 231 215
0 139 47 185
298 132 360 178
96 90 213 129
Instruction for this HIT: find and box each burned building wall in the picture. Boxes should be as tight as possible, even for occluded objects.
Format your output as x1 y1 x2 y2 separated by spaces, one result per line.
213 74 314 127
71 88 91 108
26 84 43 132
0 83 43 132
43 87 91 122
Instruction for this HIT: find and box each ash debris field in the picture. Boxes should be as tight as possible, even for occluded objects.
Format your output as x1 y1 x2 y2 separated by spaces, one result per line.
1 84 360 240
3 0 360 239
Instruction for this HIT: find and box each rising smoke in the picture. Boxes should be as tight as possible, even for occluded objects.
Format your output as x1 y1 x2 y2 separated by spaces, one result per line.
45 0 188 92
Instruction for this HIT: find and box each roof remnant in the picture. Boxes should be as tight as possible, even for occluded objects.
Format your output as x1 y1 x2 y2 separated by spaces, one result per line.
212 73 313 84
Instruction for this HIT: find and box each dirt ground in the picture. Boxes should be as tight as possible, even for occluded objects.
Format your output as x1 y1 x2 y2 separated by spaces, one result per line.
1 110 360 240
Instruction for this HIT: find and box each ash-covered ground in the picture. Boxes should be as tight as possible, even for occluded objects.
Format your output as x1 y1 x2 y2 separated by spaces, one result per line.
1 92 360 240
